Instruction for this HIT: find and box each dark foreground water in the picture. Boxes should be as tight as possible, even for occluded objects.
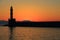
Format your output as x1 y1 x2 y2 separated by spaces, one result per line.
0 26 60 40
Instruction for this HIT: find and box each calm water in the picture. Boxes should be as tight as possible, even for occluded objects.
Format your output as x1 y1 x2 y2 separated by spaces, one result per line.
0 26 60 40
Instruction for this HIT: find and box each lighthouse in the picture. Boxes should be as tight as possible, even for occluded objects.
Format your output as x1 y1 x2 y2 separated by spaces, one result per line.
10 6 13 19
8 6 16 27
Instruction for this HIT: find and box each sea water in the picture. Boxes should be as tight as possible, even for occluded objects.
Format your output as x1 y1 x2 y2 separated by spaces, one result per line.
0 26 60 40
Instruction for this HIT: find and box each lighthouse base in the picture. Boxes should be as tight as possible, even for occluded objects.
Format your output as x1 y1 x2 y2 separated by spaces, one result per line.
8 18 16 27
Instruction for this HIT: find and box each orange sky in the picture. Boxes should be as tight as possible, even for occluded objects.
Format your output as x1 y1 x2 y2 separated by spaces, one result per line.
0 0 60 21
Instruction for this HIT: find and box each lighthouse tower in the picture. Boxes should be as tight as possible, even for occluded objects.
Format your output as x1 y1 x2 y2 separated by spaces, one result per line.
10 6 13 19
8 6 16 27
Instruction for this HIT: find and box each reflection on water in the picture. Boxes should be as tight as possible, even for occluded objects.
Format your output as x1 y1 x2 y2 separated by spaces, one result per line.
0 26 60 40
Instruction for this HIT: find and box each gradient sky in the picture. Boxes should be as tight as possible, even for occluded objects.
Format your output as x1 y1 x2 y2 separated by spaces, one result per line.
0 0 60 21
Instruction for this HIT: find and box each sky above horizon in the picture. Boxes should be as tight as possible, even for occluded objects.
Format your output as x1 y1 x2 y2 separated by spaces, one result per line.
0 0 60 21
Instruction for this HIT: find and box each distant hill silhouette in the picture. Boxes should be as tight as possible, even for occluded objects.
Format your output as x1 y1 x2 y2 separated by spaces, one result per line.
15 21 60 27
4 21 60 27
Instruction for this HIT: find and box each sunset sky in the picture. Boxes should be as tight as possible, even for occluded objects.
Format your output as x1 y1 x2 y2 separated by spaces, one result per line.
0 0 60 21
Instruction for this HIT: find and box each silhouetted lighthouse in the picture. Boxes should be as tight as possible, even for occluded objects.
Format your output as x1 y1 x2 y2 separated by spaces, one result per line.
8 6 16 27
10 6 13 19
8 6 16 40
